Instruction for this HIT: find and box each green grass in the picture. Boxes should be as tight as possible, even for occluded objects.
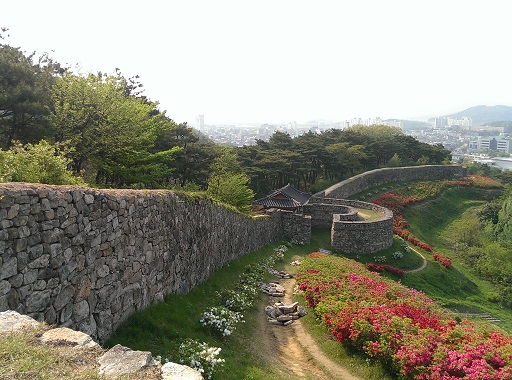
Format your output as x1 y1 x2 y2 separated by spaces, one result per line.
398 186 512 331
402 186 499 248
344 183 512 332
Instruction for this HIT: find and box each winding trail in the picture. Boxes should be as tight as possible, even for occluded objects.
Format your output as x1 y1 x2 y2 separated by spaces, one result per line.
404 244 428 273
265 278 363 380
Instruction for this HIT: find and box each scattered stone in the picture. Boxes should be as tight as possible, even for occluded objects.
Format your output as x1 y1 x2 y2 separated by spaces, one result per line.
276 315 293 322
98 344 154 377
161 362 204 380
268 268 293 279
40 327 101 349
297 305 308 317
0 310 39 334
259 282 285 297
265 302 307 326
290 260 302 266
278 302 299 313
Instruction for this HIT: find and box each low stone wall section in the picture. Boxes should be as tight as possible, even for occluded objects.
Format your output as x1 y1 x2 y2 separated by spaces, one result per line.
302 203 358 229
315 165 467 199
303 197 393 254
331 212 393 254
0 183 289 341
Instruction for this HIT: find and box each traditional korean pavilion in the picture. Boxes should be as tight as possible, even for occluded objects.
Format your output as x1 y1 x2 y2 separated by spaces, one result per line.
254 184 312 211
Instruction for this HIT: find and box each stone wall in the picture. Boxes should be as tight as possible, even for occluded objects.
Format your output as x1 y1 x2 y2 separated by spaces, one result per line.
315 165 467 199
303 197 393 254
302 203 358 228
0 183 289 341
329 200 394 254
281 211 311 244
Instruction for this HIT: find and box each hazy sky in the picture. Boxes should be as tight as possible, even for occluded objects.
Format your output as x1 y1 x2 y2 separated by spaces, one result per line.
2 1 510 125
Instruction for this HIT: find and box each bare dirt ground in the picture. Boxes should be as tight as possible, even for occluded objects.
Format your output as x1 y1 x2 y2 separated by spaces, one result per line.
259 278 363 380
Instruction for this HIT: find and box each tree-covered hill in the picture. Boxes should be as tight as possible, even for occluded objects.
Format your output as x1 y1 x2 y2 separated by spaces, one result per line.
443 105 512 125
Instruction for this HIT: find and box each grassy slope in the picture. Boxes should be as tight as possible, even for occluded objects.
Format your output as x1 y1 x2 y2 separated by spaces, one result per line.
398 186 512 331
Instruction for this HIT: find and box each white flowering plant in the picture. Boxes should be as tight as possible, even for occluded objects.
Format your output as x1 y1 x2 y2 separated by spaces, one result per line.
274 244 288 256
200 306 244 336
260 244 288 270
289 238 305 246
392 251 404 260
178 338 225 380
217 284 259 312
373 255 387 263
239 262 266 285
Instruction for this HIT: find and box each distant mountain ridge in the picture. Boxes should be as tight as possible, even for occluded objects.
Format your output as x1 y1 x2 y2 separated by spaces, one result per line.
443 105 512 125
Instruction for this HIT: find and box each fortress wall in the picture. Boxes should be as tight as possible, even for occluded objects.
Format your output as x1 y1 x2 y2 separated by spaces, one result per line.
0 183 285 341
330 214 394 254
302 203 358 228
315 165 467 199
304 197 394 254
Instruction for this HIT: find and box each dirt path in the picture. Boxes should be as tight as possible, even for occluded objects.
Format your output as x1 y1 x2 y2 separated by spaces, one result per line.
405 245 428 273
263 278 363 380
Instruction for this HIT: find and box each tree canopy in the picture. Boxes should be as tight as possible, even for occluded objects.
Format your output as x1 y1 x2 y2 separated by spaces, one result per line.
0 43 64 148
0 33 454 205
237 126 451 196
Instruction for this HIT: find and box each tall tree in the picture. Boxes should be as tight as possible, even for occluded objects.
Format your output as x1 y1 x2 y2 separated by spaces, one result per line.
207 150 254 212
0 43 63 148
50 72 178 187
153 122 218 188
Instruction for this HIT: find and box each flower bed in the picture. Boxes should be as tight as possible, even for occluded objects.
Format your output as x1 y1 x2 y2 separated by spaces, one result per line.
296 253 512 379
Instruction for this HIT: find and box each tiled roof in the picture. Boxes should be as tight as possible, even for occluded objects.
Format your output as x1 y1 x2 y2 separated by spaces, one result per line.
254 184 312 209
275 184 312 205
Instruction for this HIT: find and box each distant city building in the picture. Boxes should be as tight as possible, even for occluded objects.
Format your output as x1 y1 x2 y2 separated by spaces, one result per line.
196 114 204 130
468 137 511 153
343 117 403 130
448 117 472 128
434 117 449 128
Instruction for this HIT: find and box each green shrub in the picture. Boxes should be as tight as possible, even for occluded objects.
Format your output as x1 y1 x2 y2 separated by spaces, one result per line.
0 140 84 185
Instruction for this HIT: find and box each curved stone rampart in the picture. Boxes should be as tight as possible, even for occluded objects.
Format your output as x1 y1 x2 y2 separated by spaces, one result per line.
305 197 393 254
329 200 393 254
315 165 466 199
0 183 289 341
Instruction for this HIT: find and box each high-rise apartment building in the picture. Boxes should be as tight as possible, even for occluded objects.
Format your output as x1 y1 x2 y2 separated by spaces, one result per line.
196 114 204 130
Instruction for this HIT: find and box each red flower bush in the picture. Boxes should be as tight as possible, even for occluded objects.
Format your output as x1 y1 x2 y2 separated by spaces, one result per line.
433 253 452 269
366 263 404 277
297 254 512 379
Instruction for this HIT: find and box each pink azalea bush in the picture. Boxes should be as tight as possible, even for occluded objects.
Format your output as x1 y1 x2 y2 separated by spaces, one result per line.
297 253 512 379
